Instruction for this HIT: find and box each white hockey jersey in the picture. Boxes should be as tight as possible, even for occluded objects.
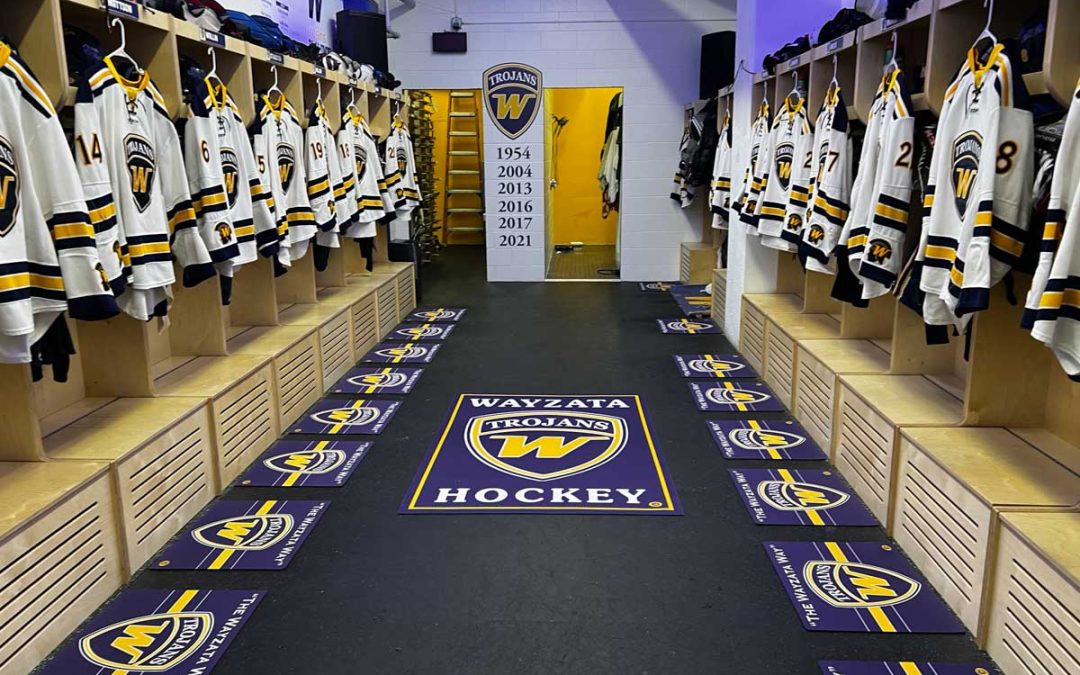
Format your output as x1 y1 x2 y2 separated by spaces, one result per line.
305 101 349 255
0 43 119 362
736 100 771 229
799 86 854 274
833 69 915 299
338 111 393 239
709 113 733 229
251 95 316 265
76 57 215 320
751 96 812 252
384 123 421 218
1027 81 1080 380
671 124 694 208
183 79 278 277
911 44 1034 328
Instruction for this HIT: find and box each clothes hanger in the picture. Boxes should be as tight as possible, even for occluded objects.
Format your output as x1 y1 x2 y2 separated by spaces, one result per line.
829 55 839 98
266 65 284 106
786 71 802 109
884 31 899 77
106 17 142 79
973 0 997 61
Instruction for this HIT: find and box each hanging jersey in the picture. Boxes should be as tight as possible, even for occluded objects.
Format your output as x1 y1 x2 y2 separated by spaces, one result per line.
305 102 348 252
338 112 392 238
671 124 694 207
912 44 1033 328
709 113 733 229
385 124 421 217
834 70 915 298
0 43 119 362
75 57 215 320
752 96 812 252
1028 81 1080 380
184 80 278 273
799 87 854 274
251 95 315 265
736 100 771 229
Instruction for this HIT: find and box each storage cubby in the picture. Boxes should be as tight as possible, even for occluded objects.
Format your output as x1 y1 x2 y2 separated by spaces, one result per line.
301 61 342 132
893 428 1079 636
9 0 67 107
808 33 858 119
984 512 1079 671
773 51 810 114
680 241 715 284
750 73 776 119
369 86 392 140
60 0 182 116
249 46 304 113
854 0 933 119
173 21 255 124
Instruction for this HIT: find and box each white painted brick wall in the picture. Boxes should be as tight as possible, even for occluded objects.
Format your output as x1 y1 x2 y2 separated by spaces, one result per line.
387 0 736 280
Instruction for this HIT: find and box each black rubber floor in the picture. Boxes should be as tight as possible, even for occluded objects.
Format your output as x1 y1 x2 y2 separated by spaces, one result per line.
126 247 994 674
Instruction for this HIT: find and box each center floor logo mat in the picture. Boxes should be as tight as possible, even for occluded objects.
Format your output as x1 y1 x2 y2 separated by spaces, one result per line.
361 341 441 363
237 440 372 487
39 589 262 674
387 322 456 341
688 381 785 412
292 398 401 435
708 419 826 459
657 318 720 334
729 469 877 526
407 307 467 322
332 366 424 395
402 394 681 515
764 541 965 633
153 500 328 570
820 662 993 675
673 354 756 378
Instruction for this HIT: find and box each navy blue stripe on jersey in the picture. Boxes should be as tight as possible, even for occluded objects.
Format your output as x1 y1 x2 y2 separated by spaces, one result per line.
0 67 51 118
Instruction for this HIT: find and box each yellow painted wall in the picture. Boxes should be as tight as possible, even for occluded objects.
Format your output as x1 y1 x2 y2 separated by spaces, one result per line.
547 87 622 245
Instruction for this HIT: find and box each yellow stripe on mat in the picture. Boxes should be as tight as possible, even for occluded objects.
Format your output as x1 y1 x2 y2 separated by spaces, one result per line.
824 542 897 632
207 501 278 570
899 663 923 675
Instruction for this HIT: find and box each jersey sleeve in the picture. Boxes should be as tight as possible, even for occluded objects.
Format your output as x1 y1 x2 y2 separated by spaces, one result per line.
73 83 125 296
31 111 119 320
183 107 239 273
156 111 215 287
857 114 915 298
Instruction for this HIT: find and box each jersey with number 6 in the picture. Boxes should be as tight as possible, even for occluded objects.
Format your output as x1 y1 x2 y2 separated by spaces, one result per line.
910 44 1033 329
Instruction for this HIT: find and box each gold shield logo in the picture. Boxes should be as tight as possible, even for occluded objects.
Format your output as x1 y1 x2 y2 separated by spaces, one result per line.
756 481 850 511
264 449 347 474
803 560 921 608
78 612 213 671
191 513 294 550
465 411 627 481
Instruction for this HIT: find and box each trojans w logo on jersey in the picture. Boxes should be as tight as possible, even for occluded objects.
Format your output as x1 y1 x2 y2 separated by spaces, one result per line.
353 143 367 178
951 130 983 217
775 141 794 190
396 147 408 175
0 136 19 237
276 142 296 192
220 147 239 207
124 134 155 212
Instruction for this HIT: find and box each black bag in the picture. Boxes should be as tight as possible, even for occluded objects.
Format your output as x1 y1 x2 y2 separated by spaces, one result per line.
685 99 718 188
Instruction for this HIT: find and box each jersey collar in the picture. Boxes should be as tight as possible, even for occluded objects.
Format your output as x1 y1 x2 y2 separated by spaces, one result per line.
966 42 1004 89
104 56 149 101
206 78 228 111
0 43 10 71
262 92 287 118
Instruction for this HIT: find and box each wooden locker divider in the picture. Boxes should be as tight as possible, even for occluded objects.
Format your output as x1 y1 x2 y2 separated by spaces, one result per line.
230 257 279 329
801 270 842 316
1042 0 1080 106
854 0 934 120
60 0 183 116
315 246 350 287
173 21 255 124
0 365 46 460
9 0 66 108
808 31 859 120
840 295 897 341
369 87 392 139
276 251 319 307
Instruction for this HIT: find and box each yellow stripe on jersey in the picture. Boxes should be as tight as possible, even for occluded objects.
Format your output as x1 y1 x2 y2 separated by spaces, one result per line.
875 203 907 222
168 208 196 232
990 230 1024 256
924 245 956 262
89 202 117 224
128 242 171 257
52 222 96 240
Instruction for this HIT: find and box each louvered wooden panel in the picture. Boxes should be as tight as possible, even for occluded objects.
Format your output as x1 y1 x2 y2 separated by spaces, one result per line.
711 271 726 326
275 334 321 430
764 324 795 407
115 407 214 570
679 248 691 284
0 473 123 675
835 386 896 524
794 351 836 453
319 312 353 387
396 268 416 315
893 438 990 634
376 280 398 339
986 515 1079 674
740 301 766 372
213 365 277 487
351 294 379 355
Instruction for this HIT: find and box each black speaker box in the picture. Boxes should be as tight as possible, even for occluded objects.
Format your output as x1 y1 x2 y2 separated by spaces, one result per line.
336 10 389 72
700 31 736 99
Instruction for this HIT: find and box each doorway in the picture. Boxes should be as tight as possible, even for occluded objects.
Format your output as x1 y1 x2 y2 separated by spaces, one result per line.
544 87 623 280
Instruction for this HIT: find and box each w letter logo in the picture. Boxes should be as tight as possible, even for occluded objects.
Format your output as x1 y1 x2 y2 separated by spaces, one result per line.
484 63 543 139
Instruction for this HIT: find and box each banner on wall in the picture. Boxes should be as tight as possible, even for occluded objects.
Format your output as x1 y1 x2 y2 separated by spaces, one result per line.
222 0 345 47
482 63 546 281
